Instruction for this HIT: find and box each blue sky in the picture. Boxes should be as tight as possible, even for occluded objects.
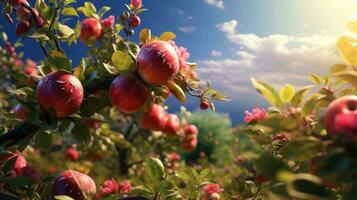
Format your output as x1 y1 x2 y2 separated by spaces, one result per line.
1 0 357 123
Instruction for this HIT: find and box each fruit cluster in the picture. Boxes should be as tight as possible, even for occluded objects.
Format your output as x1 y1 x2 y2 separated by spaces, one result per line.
140 104 199 151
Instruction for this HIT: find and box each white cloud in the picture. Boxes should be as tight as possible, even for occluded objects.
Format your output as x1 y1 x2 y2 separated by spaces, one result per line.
197 19 341 103
204 0 225 9
211 50 222 57
178 26 197 33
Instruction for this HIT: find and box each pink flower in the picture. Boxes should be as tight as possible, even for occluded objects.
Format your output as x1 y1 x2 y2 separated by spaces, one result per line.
131 0 142 8
244 107 268 123
168 152 181 162
169 41 197 79
202 183 223 200
96 179 119 199
235 155 247 164
101 15 115 29
119 180 132 193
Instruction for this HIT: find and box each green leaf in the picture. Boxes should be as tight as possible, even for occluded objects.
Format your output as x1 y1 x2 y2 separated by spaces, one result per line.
47 51 72 72
5 176 30 189
291 86 313 107
54 195 75 200
259 114 299 132
279 84 295 103
34 131 53 149
281 137 324 162
334 70 357 87
286 174 332 200
251 78 283 109
255 153 291 180
28 33 50 41
62 7 78 16
72 123 91 144
102 63 119 74
302 94 325 115
8 87 34 98
146 157 165 183
84 2 96 13
139 28 151 44
98 6 111 18
129 186 152 196
58 23 75 38
308 74 321 85
317 149 350 178
111 50 133 71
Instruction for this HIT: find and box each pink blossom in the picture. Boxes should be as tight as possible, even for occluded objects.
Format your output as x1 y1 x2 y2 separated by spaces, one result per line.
101 15 115 29
168 152 181 162
202 183 223 199
235 155 247 164
131 0 142 8
119 180 132 193
244 107 268 123
96 179 119 199
168 41 190 70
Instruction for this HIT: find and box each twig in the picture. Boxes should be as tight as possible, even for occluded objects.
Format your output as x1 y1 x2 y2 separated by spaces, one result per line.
252 183 262 200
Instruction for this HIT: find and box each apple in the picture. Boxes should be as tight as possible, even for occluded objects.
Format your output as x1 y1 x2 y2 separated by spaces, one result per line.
109 75 148 113
36 71 84 118
9 0 27 5
184 124 199 136
16 20 31 35
65 147 80 161
13 104 27 121
16 6 30 20
200 100 209 110
140 104 167 131
80 18 102 44
2 153 27 175
324 95 357 136
182 137 198 152
162 114 181 135
129 15 141 28
52 170 96 200
137 41 179 85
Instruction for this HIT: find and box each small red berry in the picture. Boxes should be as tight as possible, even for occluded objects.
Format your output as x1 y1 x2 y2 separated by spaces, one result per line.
80 18 102 44
65 147 80 161
15 20 31 35
184 124 199 136
162 114 181 136
129 15 141 28
200 101 210 110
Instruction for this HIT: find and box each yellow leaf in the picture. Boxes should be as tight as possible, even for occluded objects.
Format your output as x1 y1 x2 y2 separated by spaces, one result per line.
111 51 133 71
336 36 357 66
159 31 176 41
139 28 151 44
347 17 357 33
167 81 186 103
334 70 357 87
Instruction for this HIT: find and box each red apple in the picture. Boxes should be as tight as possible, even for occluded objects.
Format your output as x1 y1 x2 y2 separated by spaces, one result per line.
162 114 180 135
182 137 198 152
16 20 31 35
65 147 80 161
3 154 27 175
129 15 141 28
80 18 102 44
52 170 96 200
324 95 357 136
200 101 210 110
109 75 148 113
9 0 27 5
36 71 84 118
141 104 167 131
13 104 27 121
137 41 180 85
16 6 30 20
184 124 199 136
